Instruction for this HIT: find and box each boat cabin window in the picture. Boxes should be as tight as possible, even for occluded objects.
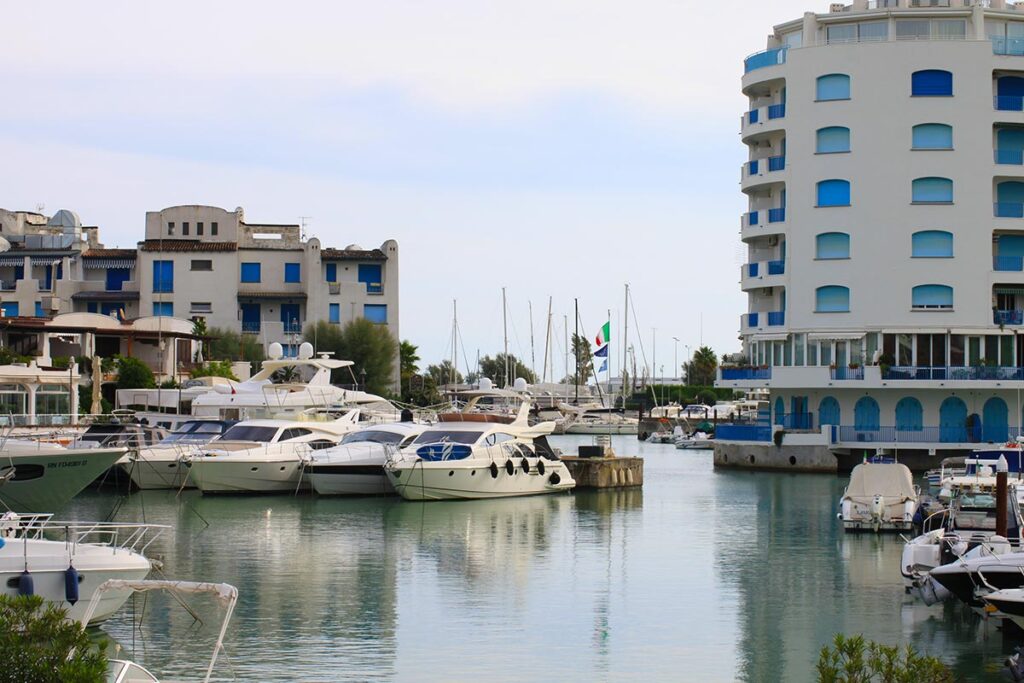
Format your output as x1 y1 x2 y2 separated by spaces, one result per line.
413 430 483 445
219 425 279 442
484 433 515 446
161 421 227 444
515 444 535 457
341 430 407 446
279 428 313 441
308 439 336 450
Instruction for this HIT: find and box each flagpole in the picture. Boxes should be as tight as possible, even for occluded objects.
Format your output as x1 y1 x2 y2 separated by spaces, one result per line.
607 308 612 401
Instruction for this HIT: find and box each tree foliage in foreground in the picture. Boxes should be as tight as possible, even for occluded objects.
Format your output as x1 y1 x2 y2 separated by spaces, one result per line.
0 594 107 683
816 634 955 683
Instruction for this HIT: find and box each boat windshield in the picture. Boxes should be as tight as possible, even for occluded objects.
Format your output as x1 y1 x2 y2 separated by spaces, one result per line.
341 430 406 446
217 425 279 443
160 422 226 444
413 430 483 445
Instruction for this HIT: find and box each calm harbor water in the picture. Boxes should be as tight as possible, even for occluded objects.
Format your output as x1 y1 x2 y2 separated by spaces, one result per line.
65 437 1012 682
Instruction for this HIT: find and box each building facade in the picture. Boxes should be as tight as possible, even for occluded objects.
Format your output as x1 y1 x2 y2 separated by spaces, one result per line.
0 205 400 389
718 0 1024 470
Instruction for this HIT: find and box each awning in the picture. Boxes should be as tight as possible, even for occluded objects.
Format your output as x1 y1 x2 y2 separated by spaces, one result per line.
0 256 62 267
83 259 135 269
807 332 864 341
995 287 1024 296
750 333 789 342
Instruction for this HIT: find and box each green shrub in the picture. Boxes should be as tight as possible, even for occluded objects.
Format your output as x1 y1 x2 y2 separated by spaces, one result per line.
191 360 238 381
0 594 107 682
816 634 954 683
115 356 155 390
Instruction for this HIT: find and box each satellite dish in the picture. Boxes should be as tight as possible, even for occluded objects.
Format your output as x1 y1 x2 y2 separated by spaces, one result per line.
0 236 10 253
477 377 493 391
267 342 283 360
298 342 314 360
513 377 528 392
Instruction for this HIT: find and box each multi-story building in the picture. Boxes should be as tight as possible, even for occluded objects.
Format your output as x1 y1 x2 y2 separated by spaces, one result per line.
717 0 1024 471
0 205 400 389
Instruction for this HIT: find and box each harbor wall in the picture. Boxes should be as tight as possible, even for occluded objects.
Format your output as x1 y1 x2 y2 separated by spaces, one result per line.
713 441 837 473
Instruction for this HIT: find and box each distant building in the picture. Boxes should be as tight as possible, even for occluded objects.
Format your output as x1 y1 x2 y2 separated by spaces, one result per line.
0 205 400 389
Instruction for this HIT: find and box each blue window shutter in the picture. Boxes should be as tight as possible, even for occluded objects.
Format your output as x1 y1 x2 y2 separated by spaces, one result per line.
911 284 953 308
34 302 43 317
152 261 173 293
817 180 850 206
325 263 337 282
815 286 850 312
358 264 383 293
284 263 300 283
816 74 850 101
329 303 340 323
0 302 17 317
153 302 173 316
912 231 953 257
912 177 953 203
912 70 952 96
815 232 850 259
363 304 387 324
912 124 952 149
816 127 850 153
999 235 1024 257
240 262 261 283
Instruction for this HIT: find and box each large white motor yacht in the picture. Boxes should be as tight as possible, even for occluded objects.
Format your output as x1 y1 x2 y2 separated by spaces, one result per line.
123 419 237 490
185 414 361 494
0 513 162 623
308 422 428 496
0 439 128 513
385 400 575 501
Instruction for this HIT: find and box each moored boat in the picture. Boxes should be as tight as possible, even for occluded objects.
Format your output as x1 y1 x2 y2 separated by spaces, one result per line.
838 460 919 532
124 419 236 490
308 422 427 496
0 439 128 513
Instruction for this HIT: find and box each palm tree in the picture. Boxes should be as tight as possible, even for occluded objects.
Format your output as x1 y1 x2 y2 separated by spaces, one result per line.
687 346 718 386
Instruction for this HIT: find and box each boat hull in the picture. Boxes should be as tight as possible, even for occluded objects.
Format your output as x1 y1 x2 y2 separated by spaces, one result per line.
309 464 392 496
0 448 127 513
387 458 575 501
187 457 308 494
124 449 194 490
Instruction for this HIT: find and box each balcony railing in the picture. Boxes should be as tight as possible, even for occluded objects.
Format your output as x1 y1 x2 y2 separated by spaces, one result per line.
995 95 1024 111
767 155 785 172
720 367 771 381
996 149 1024 165
994 255 1024 271
994 36 1024 57
241 322 261 334
996 309 1024 325
744 47 787 74
747 159 759 175
283 321 303 334
745 210 759 226
884 365 1024 381
748 109 759 125
767 259 785 275
996 202 1024 218
716 425 772 442
837 426 946 444
767 311 785 326
778 413 815 430
768 207 786 223
0 280 15 292
909 0 950 6
744 312 759 327
747 263 759 277
830 366 864 380
767 104 786 120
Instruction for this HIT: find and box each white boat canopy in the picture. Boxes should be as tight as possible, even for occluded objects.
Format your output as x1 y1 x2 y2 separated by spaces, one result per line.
845 463 917 504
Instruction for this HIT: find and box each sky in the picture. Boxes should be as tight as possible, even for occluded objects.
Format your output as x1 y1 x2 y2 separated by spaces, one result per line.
0 0 814 381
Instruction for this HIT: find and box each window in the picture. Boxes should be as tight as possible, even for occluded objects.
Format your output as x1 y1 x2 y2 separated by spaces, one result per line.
815 286 850 313
0 302 17 317
816 127 850 154
34 302 43 317
240 262 261 283
826 21 887 44
911 284 953 309
105 268 131 291
153 301 174 316
197 222 204 236
191 259 212 271
358 263 383 293
284 263 301 283
912 70 953 97
363 304 387 324
329 303 340 324
912 177 953 204
182 221 190 236
826 24 857 44
325 263 337 282
898 20 964 41
912 124 952 150
816 232 850 259
191 302 212 314
167 222 175 236
817 179 851 207
152 260 173 293
911 230 953 257
816 74 850 101
211 222 218 236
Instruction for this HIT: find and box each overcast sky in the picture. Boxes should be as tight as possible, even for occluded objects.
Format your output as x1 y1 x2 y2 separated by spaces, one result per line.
0 0 814 380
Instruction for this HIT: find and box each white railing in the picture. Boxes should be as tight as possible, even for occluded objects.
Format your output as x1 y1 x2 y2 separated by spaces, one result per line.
0 513 170 555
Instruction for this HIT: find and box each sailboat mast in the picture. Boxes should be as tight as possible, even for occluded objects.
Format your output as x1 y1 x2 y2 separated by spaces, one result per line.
502 287 509 387
623 284 630 402
542 297 552 383
574 298 579 404
563 314 569 400
529 300 536 379
452 300 458 386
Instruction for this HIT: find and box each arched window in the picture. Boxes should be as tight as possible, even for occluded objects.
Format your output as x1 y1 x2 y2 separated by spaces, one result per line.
816 127 850 154
816 232 850 260
940 396 968 443
895 397 923 432
815 285 850 313
854 396 880 431
818 396 841 426
774 397 785 426
912 177 953 204
984 397 1009 442
912 70 953 97
817 179 851 207
911 230 953 258
912 124 953 150
817 74 851 101
911 284 953 309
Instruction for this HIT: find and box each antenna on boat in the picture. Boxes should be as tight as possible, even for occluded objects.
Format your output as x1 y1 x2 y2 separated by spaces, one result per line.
502 288 509 388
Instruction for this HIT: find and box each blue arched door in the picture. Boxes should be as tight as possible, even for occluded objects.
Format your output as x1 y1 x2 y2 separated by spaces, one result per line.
895 397 923 432
940 397 967 442
819 396 840 426
774 397 784 426
854 397 880 431
984 397 1009 442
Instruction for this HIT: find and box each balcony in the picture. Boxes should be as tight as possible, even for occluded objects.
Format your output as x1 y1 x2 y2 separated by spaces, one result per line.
720 367 772 381
767 311 785 326
767 104 785 120
883 365 1024 381
996 309 1024 324
744 312 759 327
744 210 760 227
767 259 784 275
996 202 1024 218
242 321 261 334
836 426 947 445
744 47 787 74
996 95 1024 112
995 255 1024 271
830 366 864 380
283 321 303 334
768 207 786 223
747 263 759 277
715 424 772 442
0 280 14 292
996 149 1024 165
994 36 1024 57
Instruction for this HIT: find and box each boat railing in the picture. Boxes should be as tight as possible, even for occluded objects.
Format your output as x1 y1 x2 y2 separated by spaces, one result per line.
0 513 170 555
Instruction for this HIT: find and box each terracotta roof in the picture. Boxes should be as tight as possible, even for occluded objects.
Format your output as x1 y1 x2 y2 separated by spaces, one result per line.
83 249 137 258
139 240 237 252
321 248 387 261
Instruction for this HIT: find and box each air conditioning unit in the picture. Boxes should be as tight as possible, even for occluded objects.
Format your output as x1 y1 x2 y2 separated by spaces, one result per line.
829 3 847 12
44 297 59 311
767 235 779 246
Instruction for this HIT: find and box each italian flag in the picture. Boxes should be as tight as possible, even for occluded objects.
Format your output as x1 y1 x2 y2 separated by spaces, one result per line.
595 321 610 347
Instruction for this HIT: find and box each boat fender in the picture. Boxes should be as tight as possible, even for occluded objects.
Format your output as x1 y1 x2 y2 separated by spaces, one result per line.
64 565 80 605
18 570 34 596
549 472 561 486
505 459 515 476
522 458 530 474
537 460 545 476
490 462 499 479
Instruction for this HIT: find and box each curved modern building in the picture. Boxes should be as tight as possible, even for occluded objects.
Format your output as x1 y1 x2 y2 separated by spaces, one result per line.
717 0 1024 470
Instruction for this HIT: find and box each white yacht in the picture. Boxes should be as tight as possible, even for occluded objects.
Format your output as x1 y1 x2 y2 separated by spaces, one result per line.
123 419 236 490
308 422 427 496
838 460 920 533
185 414 360 494
385 402 575 500
562 406 639 435
0 439 128 513
0 513 162 624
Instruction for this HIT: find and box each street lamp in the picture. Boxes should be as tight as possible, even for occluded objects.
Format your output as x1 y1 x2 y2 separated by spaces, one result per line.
672 337 679 382
68 355 75 426
359 368 367 392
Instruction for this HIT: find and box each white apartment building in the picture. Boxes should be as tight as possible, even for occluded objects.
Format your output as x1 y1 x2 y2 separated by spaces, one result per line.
0 205 400 389
717 0 1024 470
